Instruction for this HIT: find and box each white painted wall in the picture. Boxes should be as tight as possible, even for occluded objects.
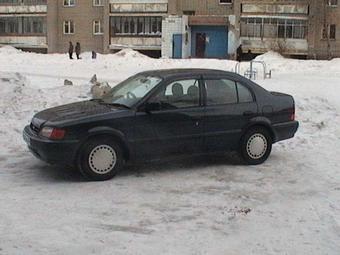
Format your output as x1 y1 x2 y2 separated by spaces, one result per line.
240 37 308 54
0 5 47 13
161 15 190 58
110 37 161 50
0 36 47 47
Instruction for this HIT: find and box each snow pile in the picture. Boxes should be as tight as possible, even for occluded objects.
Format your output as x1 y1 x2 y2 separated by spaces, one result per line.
114 48 150 58
0 45 22 55
0 49 340 255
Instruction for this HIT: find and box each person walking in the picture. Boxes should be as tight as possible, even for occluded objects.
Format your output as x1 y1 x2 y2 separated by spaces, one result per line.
236 44 243 62
68 42 74 59
75 42 81 60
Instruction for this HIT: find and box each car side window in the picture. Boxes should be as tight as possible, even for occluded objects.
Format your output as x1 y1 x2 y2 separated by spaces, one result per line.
205 79 238 105
150 79 200 110
237 82 254 103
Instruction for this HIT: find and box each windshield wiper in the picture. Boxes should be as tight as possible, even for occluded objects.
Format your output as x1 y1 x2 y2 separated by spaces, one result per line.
105 103 131 109
91 98 131 109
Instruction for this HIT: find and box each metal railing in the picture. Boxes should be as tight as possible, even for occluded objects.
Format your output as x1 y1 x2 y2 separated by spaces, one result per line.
234 60 272 80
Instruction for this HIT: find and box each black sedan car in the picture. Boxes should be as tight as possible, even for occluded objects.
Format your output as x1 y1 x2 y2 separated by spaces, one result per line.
23 69 299 181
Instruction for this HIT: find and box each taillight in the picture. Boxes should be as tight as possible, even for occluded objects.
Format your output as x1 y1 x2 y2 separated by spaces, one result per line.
40 127 66 140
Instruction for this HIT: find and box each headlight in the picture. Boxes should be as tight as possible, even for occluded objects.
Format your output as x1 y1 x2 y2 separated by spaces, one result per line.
40 127 66 140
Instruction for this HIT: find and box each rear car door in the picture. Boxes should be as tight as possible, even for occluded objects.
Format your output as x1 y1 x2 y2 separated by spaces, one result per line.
202 75 258 152
134 77 205 160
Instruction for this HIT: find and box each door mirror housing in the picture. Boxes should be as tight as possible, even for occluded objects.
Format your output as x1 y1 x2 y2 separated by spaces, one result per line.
144 102 161 113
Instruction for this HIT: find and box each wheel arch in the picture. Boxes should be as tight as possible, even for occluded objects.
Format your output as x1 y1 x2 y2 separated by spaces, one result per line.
75 126 131 163
241 118 276 143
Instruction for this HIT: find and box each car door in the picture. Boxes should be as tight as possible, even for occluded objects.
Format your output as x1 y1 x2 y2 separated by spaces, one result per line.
133 77 205 161
202 75 258 152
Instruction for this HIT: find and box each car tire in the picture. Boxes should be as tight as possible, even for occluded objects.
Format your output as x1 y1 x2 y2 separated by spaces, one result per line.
77 137 124 181
239 127 272 165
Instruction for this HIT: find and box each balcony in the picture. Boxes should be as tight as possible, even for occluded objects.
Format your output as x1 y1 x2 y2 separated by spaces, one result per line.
0 0 47 13
110 36 161 50
110 0 168 13
0 35 47 48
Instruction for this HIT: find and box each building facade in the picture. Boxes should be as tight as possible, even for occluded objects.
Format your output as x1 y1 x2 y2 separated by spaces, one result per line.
0 0 339 59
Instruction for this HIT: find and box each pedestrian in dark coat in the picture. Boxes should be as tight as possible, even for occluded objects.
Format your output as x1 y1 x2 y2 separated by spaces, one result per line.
68 42 74 59
236 44 243 62
75 42 81 59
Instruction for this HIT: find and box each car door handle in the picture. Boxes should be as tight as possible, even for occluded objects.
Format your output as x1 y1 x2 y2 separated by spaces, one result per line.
243 111 255 117
191 116 202 121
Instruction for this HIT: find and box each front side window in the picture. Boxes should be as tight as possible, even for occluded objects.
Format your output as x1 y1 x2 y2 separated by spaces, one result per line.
102 75 162 107
150 79 200 110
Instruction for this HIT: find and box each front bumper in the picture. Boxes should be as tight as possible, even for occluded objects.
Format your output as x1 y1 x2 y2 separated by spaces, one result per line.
23 125 80 165
272 121 299 142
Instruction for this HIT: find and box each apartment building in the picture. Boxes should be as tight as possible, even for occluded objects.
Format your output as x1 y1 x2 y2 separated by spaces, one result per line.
0 0 339 59
0 0 48 53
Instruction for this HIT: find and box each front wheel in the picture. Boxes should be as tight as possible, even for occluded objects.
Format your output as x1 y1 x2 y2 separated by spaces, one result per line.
77 137 124 181
239 127 272 165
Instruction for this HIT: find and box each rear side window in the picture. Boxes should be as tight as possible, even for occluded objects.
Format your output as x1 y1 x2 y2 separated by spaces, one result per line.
205 79 238 105
237 82 254 103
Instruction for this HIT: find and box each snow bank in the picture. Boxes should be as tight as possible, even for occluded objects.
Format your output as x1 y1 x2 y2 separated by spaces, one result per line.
0 45 22 54
114 48 150 58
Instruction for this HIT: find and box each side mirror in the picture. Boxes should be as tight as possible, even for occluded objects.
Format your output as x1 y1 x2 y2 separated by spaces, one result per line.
144 102 161 113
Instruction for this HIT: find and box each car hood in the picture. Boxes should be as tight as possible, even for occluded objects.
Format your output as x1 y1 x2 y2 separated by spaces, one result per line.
32 100 124 129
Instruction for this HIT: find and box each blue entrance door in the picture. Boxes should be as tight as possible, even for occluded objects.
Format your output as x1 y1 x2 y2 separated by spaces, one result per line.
173 34 183 59
191 26 228 59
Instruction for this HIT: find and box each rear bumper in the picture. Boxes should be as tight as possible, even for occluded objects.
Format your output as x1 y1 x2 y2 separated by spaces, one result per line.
272 121 299 142
23 125 79 165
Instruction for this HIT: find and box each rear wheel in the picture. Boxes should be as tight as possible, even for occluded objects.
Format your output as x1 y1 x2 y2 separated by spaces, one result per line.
239 127 272 165
77 137 124 181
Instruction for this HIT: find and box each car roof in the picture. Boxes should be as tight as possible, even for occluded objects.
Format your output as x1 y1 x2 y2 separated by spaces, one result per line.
138 69 239 79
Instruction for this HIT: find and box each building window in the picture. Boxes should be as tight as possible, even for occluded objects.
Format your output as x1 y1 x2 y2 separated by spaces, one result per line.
241 17 307 39
93 0 103 6
63 0 75 7
0 16 46 35
330 24 336 39
110 16 162 36
323 24 336 39
93 20 103 35
63 20 74 34
328 0 338 6
219 0 232 4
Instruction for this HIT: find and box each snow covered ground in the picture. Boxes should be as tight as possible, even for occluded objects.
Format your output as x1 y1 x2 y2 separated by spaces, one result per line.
0 46 339 255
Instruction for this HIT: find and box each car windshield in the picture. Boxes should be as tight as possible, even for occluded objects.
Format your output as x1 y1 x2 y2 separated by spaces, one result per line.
102 75 162 107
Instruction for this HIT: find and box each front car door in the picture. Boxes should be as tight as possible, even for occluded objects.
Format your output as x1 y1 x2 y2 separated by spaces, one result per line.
134 76 205 161
202 75 258 152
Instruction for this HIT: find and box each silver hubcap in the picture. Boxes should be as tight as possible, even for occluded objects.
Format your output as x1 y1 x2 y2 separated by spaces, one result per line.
88 145 117 174
246 133 267 159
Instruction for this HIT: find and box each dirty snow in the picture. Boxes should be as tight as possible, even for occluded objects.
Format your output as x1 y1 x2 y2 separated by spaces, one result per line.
0 47 340 255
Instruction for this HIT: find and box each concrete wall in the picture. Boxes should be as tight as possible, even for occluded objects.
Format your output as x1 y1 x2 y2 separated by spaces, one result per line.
51 0 105 54
161 15 190 58
110 36 161 50
0 36 47 47
0 5 47 13
168 0 233 16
